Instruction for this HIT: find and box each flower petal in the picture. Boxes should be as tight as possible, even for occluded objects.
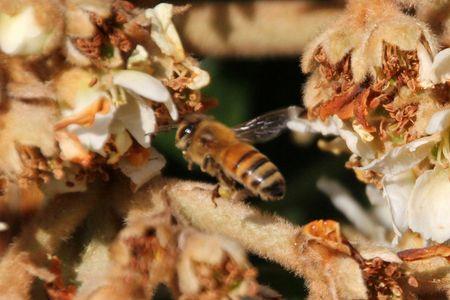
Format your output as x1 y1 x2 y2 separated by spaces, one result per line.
417 43 437 88
337 120 375 159
113 70 171 102
432 48 450 84
127 45 149 69
358 246 402 263
119 148 166 191
186 65 210 90
116 97 156 148
372 204 393 232
409 167 450 243
55 130 92 167
145 3 185 62
317 177 384 240
288 116 376 159
182 60 210 90
382 171 415 235
360 135 439 175
56 92 111 130
66 105 116 155
426 108 450 134
0 7 49 55
163 98 179 121
107 128 133 164
366 185 392 230
287 117 340 136
365 184 384 206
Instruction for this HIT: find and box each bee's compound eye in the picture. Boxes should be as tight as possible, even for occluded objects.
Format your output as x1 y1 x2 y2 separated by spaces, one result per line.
177 123 196 140
183 124 194 136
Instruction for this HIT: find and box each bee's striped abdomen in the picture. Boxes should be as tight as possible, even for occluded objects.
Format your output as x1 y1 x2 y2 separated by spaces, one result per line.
221 143 285 201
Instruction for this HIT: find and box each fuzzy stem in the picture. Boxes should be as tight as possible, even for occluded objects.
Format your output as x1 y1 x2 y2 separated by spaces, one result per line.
176 1 344 57
0 190 98 299
166 180 368 299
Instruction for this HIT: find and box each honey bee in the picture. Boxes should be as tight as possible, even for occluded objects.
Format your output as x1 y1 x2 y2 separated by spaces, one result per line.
175 106 302 201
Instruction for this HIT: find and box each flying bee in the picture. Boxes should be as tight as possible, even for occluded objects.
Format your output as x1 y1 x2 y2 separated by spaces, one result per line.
174 106 303 201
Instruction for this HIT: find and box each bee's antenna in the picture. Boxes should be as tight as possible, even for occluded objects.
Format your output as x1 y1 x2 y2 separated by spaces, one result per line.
157 124 179 132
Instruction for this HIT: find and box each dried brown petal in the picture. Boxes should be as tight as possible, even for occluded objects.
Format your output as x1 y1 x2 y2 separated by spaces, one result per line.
302 220 351 256
398 244 450 262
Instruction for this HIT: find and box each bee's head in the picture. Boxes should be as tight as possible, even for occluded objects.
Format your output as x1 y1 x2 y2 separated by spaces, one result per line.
175 114 207 150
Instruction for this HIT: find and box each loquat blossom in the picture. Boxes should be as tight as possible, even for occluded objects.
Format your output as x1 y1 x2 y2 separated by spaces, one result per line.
177 228 278 300
294 0 450 245
0 0 212 215
0 2 63 57
145 4 186 63
357 108 450 242
54 67 176 152
145 4 210 90
287 115 377 159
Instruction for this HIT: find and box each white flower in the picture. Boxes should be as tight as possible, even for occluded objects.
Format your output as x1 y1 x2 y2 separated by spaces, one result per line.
292 109 450 243
145 3 185 62
57 69 178 156
65 93 156 154
182 59 211 90
366 185 392 230
177 229 250 296
115 96 156 148
287 115 376 159
142 5 211 91
432 48 450 84
113 70 179 121
127 45 149 69
409 167 450 243
113 70 171 103
382 171 415 235
417 43 438 89
317 177 387 243
0 7 50 55
418 46 450 88
359 135 439 175
352 122 374 142
119 148 166 191
67 109 116 155
58 88 115 155
426 108 450 135
361 109 450 242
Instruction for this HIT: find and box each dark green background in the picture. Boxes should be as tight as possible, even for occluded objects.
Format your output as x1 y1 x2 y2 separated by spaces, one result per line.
154 57 367 299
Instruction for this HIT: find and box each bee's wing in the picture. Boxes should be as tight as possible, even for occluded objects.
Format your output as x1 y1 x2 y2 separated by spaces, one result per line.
233 106 304 144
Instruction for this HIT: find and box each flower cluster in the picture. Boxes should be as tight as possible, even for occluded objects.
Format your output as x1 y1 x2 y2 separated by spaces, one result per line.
289 0 450 243
0 0 210 215
1 178 279 300
1 1 450 299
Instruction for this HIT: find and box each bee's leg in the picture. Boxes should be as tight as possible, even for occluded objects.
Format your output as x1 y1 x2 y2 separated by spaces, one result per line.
200 155 221 207
232 189 252 202
182 152 195 171
216 173 236 200
211 184 220 207
201 155 218 176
